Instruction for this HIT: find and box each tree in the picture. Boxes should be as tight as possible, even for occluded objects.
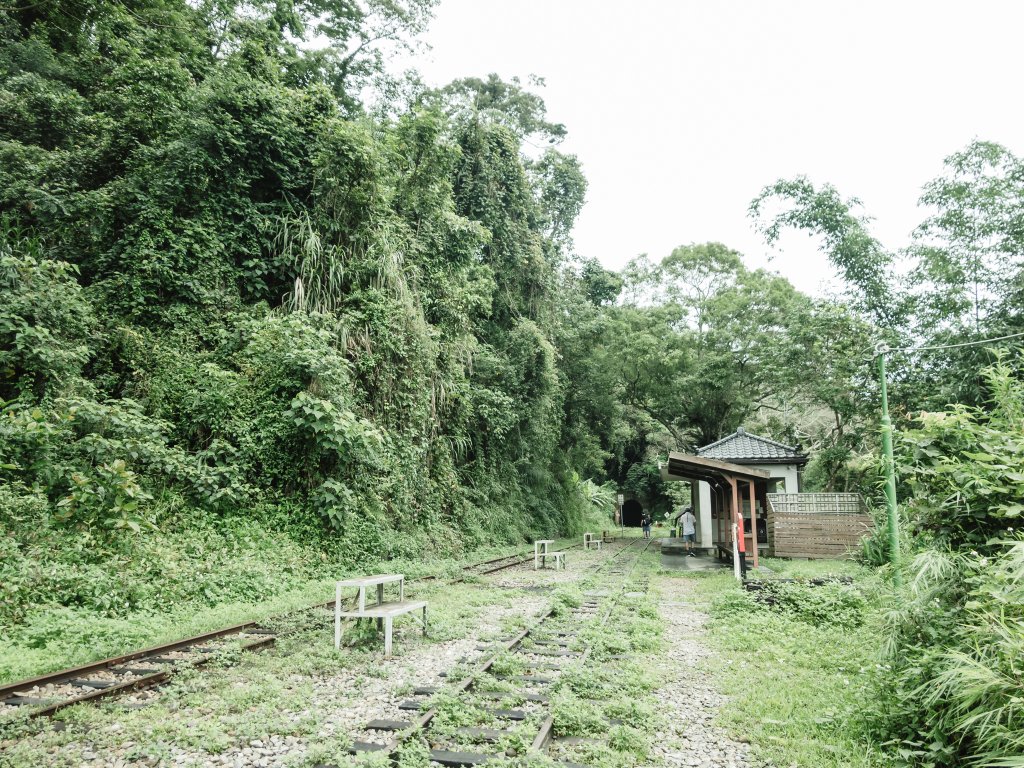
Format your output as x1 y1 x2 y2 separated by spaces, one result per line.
749 177 903 327
429 73 567 144
616 244 811 448
905 141 1024 407
914 144 1024 332
781 301 877 492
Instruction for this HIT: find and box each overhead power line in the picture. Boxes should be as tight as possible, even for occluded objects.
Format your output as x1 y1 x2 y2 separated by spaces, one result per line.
874 330 1024 357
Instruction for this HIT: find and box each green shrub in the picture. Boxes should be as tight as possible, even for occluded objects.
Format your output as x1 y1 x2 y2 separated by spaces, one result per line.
754 581 866 629
715 580 866 630
898 360 1024 551
0 240 94 401
870 542 1024 767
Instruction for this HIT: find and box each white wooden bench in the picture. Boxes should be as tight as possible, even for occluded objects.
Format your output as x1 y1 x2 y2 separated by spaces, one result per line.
534 540 555 569
583 532 602 550
334 574 428 657
534 540 566 570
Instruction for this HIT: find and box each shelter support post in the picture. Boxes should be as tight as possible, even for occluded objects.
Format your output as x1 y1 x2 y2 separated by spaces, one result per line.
729 477 746 579
748 479 758 569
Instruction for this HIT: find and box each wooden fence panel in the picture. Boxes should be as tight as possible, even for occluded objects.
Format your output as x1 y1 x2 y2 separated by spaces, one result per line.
766 494 872 559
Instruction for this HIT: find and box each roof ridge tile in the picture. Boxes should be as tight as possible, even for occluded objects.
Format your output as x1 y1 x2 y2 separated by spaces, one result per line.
696 428 802 460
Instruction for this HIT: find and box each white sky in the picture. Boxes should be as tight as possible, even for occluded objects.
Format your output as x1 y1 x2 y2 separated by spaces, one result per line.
404 0 1024 296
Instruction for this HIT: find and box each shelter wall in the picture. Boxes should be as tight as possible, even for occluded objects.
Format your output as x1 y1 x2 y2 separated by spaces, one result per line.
767 512 872 559
748 463 800 494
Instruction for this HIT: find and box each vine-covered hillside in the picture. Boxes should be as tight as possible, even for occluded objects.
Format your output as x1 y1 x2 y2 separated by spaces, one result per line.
0 0 601 558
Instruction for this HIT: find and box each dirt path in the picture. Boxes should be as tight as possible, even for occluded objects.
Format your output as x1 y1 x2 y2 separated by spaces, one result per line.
649 575 765 768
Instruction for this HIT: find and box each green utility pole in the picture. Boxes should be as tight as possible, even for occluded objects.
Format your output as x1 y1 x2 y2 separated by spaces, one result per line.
876 344 902 586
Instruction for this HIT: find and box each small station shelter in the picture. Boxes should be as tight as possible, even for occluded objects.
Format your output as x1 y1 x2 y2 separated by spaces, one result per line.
661 428 871 563
694 428 809 556
659 450 771 568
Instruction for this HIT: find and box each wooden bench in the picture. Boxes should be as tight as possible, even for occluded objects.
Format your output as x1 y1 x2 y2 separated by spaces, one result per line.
536 551 566 570
336 601 427 657
334 574 428 657
583 532 602 550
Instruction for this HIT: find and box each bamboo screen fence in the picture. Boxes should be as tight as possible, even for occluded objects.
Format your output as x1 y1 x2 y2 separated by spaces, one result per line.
766 493 873 559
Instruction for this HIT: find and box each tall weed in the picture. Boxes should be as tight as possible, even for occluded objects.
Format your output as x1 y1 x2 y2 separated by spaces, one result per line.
872 542 1024 767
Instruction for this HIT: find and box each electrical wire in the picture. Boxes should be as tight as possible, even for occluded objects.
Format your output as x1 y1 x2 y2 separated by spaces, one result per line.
876 330 1024 356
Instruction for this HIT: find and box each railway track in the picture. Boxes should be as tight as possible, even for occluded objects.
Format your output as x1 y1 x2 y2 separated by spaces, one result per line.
0 536 597 721
419 538 590 581
333 537 652 767
0 623 276 719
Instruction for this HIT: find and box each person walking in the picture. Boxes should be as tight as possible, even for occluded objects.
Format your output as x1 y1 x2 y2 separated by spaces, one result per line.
681 506 697 556
641 511 652 539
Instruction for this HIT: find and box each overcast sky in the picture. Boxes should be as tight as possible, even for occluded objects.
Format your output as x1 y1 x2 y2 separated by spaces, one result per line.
404 0 1024 296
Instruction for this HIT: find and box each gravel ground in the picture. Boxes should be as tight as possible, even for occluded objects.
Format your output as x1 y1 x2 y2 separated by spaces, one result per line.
189 592 542 767
648 576 770 768
0 543 637 768
2 589 550 767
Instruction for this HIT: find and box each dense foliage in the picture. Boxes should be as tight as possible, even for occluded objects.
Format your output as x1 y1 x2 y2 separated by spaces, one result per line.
0 0 602 563
3 0 1024 762
751 154 1024 767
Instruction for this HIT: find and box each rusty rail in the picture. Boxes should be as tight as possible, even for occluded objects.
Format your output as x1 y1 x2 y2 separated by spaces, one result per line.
0 539 587 720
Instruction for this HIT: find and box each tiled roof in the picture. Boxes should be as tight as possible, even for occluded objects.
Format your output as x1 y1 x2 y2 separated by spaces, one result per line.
697 427 805 462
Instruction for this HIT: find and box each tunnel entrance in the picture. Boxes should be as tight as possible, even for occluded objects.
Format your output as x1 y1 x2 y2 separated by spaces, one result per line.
622 499 643 527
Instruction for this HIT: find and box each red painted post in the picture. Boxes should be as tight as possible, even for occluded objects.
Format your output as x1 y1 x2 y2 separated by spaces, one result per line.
731 478 744 553
731 477 747 579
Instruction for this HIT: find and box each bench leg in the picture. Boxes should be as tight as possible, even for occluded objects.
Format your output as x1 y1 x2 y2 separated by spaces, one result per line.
422 605 428 637
384 616 393 658
335 583 341 650
376 584 384 632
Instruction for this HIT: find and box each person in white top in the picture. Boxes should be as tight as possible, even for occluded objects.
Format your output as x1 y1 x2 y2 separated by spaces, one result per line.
681 506 697 557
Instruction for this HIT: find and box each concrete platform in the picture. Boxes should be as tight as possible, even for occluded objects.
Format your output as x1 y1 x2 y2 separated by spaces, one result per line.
658 537 702 555
659 552 728 572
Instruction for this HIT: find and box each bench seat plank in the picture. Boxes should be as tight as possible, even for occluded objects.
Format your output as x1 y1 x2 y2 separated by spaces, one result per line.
337 600 427 619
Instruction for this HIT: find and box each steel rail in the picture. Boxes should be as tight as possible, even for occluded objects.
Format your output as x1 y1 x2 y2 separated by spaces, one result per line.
0 537 592 720
0 625 274 700
419 538 585 581
0 635 275 719
365 536 649 766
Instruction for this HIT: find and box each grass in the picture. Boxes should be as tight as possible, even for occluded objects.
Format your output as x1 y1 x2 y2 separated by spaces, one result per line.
679 557 894 768
542 550 663 768
0 573 521 764
0 514 584 684
0 540 643 767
